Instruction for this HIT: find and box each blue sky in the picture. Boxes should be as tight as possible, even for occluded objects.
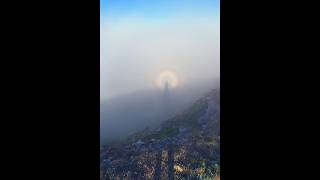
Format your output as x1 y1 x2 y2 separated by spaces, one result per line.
101 0 219 24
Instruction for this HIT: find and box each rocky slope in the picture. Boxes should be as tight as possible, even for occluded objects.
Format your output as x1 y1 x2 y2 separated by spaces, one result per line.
100 88 220 180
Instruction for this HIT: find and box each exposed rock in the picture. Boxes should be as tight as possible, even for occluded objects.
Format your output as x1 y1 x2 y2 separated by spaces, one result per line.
134 139 144 146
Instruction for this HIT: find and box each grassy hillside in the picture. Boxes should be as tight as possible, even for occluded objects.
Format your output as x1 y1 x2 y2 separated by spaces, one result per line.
100 88 220 179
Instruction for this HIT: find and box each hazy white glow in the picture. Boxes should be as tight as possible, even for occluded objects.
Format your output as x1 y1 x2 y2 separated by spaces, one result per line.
155 70 178 90
100 17 220 100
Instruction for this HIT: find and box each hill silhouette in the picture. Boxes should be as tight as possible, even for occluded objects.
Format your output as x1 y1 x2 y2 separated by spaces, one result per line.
100 78 219 145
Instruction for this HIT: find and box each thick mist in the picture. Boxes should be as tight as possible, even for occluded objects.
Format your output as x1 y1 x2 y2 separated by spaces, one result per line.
100 16 220 145
100 79 219 144
100 17 219 100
